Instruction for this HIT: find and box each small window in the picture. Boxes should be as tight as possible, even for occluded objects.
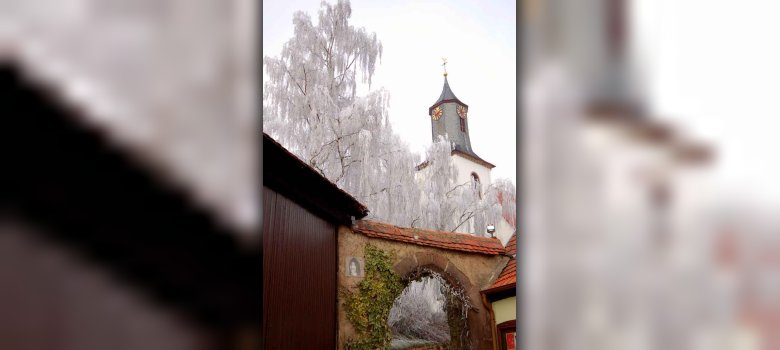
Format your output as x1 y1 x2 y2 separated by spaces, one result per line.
471 172 482 199
460 118 466 132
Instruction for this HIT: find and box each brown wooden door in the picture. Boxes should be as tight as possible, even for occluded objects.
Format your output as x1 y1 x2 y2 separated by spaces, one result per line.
263 188 336 349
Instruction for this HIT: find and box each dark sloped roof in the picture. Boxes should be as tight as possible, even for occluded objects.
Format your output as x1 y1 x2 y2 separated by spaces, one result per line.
353 220 505 255
414 148 495 171
435 76 459 104
429 76 468 111
452 146 495 169
263 133 369 224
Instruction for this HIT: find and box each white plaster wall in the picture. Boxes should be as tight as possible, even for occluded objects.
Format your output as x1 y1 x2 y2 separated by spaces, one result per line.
452 153 494 235
493 296 517 325
577 118 725 350
415 153 504 236
452 153 493 194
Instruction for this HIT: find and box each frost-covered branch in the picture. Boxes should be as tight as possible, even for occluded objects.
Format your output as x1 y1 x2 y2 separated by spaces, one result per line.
451 212 475 233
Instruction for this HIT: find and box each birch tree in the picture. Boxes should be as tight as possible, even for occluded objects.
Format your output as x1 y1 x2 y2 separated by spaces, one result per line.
388 274 450 344
415 136 508 234
263 0 514 233
263 0 422 226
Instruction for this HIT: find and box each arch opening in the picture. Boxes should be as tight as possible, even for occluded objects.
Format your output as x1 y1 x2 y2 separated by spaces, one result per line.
388 267 472 350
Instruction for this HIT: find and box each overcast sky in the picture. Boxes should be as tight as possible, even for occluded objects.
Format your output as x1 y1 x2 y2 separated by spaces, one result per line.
635 0 780 206
263 0 517 185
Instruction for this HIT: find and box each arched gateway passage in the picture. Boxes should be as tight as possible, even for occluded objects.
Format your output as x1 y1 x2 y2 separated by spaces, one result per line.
389 264 472 349
338 220 510 350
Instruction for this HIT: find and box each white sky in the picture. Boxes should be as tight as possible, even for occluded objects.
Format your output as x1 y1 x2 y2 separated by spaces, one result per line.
635 0 780 206
262 0 517 185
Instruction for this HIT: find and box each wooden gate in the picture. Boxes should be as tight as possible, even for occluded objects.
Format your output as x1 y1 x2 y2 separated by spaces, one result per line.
262 133 368 349
263 188 337 349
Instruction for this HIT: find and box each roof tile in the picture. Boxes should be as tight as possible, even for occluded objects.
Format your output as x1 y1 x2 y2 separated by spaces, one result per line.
487 257 516 290
353 220 505 255
504 233 517 255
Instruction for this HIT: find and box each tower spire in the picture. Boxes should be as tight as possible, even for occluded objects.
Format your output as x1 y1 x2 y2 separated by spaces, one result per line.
426 63 496 177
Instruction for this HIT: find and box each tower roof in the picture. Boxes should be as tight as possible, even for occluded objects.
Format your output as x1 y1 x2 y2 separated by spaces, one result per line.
426 71 494 168
436 76 459 103
430 75 467 111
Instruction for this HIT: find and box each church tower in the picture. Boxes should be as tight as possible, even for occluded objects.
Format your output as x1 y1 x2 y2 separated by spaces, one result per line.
426 64 497 235
428 72 476 157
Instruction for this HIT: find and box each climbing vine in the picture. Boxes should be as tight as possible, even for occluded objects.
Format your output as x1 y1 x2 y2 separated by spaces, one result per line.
343 244 404 350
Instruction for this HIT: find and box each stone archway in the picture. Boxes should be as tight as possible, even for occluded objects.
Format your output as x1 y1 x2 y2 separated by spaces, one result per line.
393 253 484 350
394 263 471 349
337 221 508 350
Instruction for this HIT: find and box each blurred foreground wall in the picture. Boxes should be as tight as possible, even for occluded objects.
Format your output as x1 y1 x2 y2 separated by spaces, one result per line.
0 0 257 235
0 220 214 350
520 0 768 349
0 1 259 349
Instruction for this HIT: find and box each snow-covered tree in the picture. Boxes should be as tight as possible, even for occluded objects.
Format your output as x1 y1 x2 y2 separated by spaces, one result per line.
493 178 517 228
415 136 460 230
263 0 421 226
415 136 508 234
388 274 450 344
263 0 514 233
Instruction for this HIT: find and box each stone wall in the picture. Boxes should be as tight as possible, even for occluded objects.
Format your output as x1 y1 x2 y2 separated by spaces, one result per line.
337 224 509 350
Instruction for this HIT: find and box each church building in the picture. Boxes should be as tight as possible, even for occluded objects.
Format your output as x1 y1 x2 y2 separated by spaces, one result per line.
418 66 515 245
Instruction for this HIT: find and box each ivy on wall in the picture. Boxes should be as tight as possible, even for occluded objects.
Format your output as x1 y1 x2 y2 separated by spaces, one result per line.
342 244 403 350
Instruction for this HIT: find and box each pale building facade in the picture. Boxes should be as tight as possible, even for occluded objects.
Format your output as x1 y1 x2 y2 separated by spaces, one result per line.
523 0 727 349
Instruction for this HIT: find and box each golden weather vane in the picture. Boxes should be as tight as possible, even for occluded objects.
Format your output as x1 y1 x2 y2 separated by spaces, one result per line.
441 57 448 76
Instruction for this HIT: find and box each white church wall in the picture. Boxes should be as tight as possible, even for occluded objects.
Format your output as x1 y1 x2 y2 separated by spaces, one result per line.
666 159 715 269
451 153 495 235
452 153 493 194
547 103 724 350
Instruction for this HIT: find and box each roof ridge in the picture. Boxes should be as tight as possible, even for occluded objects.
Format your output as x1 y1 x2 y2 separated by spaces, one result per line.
358 219 500 241
354 220 504 255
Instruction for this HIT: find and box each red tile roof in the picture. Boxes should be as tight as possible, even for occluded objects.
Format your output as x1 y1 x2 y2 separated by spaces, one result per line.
485 234 518 293
486 257 516 291
353 220 505 255
504 233 517 256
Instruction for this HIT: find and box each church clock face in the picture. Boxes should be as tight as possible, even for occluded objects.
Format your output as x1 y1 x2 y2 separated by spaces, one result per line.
431 106 443 120
457 105 468 119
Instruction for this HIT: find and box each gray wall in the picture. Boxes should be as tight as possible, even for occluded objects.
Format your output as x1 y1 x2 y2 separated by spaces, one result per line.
0 219 214 350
